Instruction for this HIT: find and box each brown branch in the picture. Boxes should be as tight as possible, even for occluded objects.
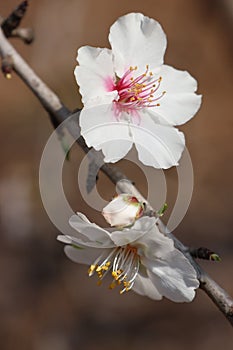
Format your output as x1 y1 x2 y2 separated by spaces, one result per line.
0 25 232 326
200 273 233 325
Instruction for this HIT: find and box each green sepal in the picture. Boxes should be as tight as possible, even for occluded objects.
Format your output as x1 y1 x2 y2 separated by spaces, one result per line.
71 243 83 250
157 203 168 217
210 253 221 262
60 137 70 161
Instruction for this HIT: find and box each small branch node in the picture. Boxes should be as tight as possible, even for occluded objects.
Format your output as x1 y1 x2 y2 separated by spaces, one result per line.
1 55 13 78
190 247 221 261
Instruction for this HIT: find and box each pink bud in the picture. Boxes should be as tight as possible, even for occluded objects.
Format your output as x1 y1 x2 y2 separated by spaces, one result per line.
102 194 144 227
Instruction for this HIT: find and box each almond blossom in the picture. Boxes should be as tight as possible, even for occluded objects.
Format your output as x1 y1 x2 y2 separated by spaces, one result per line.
74 13 201 169
57 213 199 302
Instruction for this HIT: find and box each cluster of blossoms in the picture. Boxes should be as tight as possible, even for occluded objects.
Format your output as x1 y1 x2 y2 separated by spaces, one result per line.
74 12 201 169
58 194 199 302
58 13 202 303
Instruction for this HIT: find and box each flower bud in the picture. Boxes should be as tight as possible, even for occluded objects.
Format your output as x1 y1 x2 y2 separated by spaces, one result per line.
102 194 144 227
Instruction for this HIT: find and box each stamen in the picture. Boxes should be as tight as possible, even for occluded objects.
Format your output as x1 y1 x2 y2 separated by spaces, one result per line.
88 245 140 295
113 65 165 119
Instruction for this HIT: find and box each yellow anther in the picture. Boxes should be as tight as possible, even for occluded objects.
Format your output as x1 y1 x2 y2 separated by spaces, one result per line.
162 91 166 94
88 264 96 275
101 265 109 271
149 72 153 76
158 77 162 82
123 281 130 287
109 281 117 290
97 272 103 278
130 97 135 101
6 73 12 79
119 283 130 294
112 271 118 279
112 269 122 280
146 64 149 69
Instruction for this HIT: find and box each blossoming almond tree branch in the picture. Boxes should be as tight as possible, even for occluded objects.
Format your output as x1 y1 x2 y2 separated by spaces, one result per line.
0 13 232 326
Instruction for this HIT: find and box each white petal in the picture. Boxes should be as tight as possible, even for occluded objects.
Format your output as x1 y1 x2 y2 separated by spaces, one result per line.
80 104 133 162
132 271 162 300
110 217 156 246
64 245 107 265
109 13 167 76
144 251 199 302
74 46 116 106
101 140 133 163
83 92 118 108
130 113 185 168
69 213 115 248
135 223 175 259
57 235 73 244
151 65 202 125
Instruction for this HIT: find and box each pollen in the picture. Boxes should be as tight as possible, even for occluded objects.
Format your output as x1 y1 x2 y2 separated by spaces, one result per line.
87 245 140 295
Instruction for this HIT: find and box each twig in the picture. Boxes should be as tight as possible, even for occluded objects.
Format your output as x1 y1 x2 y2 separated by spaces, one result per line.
10 27 34 44
190 247 221 261
0 24 232 326
0 2 34 44
1 1 28 38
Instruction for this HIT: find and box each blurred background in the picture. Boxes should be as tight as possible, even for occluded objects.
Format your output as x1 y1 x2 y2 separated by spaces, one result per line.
0 0 233 349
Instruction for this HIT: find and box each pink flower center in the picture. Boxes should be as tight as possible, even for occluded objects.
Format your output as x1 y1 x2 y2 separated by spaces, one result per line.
113 65 166 120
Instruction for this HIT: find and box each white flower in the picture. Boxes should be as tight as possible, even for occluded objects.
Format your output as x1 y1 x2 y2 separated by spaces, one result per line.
57 213 199 302
74 13 201 169
102 194 144 227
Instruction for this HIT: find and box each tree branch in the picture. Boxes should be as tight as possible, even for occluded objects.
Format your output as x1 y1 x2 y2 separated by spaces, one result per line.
0 24 232 326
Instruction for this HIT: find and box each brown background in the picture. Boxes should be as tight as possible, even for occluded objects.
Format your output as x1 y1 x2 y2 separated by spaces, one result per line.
0 1 233 349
